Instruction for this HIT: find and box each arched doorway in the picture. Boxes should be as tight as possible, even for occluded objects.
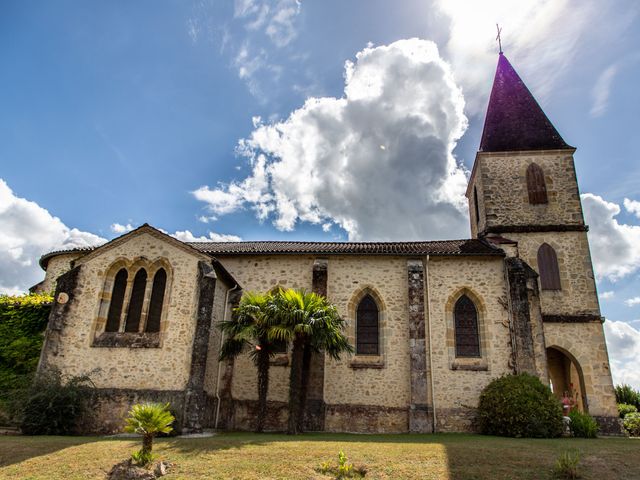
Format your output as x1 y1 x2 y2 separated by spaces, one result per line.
546 346 587 413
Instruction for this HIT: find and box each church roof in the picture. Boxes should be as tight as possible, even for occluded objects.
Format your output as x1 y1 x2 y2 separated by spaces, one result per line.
39 238 503 269
189 239 503 256
479 53 572 152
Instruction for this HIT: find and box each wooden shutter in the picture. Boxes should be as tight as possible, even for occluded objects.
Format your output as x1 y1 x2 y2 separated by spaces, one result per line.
526 163 548 204
356 294 379 355
145 268 166 333
125 268 147 332
537 243 561 290
454 295 480 357
106 269 128 332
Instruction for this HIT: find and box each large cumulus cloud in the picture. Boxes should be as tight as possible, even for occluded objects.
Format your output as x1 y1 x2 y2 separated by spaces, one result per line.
582 193 640 281
0 179 106 294
194 39 470 241
604 320 640 390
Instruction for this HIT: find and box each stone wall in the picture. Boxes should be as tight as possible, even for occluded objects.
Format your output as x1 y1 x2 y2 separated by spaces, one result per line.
40 252 85 293
473 150 585 231
543 322 618 418
40 231 207 393
427 256 513 432
216 255 314 412
507 232 600 317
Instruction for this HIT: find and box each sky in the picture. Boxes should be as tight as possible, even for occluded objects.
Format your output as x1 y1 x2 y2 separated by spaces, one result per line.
1 0 640 388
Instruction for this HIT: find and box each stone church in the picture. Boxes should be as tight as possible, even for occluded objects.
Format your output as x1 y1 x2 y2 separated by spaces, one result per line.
36 52 620 434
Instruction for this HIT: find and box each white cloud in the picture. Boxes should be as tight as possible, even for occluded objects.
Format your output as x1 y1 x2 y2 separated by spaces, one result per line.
604 320 640 390
590 64 618 117
599 290 614 300
234 0 300 47
194 39 470 241
170 230 242 243
625 297 640 307
0 178 106 294
436 0 616 114
623 198 640 218
582 193 640 281
110 223 134 234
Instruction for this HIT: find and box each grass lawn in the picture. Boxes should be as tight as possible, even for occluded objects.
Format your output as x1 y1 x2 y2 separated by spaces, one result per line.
0 432 637 479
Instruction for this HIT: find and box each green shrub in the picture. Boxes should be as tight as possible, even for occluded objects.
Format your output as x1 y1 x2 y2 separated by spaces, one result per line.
20 369 94 435
477 373 564 438
553 449 581 479
614 384 640 409
317 450 367 479
568 410 598 438
617 403 637 419
124 402 175 467
623 412 640 437
0 293 52 398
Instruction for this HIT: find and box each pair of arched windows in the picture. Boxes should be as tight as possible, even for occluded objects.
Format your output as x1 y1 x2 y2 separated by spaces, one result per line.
537 243 561 290
355 293 482 358
105 267 167 333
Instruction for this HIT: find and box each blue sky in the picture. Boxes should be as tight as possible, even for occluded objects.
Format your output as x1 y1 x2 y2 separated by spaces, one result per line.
1 0 640 387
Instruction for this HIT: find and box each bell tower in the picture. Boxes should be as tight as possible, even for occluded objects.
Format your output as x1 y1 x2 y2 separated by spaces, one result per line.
466 52 620 431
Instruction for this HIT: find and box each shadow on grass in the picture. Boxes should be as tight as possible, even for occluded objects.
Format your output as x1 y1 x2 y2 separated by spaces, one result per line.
0 435 100 469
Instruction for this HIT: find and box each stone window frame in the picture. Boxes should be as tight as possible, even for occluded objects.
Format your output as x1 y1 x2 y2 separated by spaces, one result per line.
347 286 386 369
92 257 173 348
445 288 489 371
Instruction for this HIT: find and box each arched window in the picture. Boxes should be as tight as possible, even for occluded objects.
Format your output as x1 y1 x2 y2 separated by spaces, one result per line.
125 268 147 332
454 295 480 357
146 268 166 332
356 294 379 355
537 243 561 290
105 268 128 332
526 163 548 204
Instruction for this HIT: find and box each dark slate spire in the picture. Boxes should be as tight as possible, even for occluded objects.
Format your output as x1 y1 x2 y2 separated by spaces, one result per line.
479 53 572 152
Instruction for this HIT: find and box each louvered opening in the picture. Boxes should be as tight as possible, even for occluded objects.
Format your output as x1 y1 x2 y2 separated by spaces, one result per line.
537 243 561 290
526 163 548 204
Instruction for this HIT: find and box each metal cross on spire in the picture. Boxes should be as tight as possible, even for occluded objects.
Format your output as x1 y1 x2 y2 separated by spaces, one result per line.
496 24 503 54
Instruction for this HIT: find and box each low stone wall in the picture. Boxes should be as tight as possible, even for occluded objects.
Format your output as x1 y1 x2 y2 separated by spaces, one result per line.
78 388 187 435
435 407 477 433
324 404 409 433
594 415 625 436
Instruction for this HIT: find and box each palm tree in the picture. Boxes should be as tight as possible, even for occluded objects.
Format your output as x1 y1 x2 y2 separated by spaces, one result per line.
271 289 353 434
218 290 281 432
124 402 174 466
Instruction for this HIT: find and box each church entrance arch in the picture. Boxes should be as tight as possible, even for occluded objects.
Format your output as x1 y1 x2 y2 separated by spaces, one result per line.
546 346 587 413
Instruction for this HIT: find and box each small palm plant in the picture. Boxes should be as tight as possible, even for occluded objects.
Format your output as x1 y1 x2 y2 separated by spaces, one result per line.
124 402 175 466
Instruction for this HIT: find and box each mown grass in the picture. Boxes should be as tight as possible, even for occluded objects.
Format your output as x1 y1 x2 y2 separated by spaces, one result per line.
0 432 637 479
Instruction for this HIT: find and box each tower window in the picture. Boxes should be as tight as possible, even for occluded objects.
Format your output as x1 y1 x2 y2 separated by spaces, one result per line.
537 243 561 290
473 186 480 226
526 163 548 204
454 295 480 357
356 294 379 355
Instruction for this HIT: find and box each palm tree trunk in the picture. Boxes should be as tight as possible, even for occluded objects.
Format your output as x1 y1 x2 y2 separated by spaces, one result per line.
142 433 153 456
297 341 313 433
287 334 305 434
256 344 270 432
